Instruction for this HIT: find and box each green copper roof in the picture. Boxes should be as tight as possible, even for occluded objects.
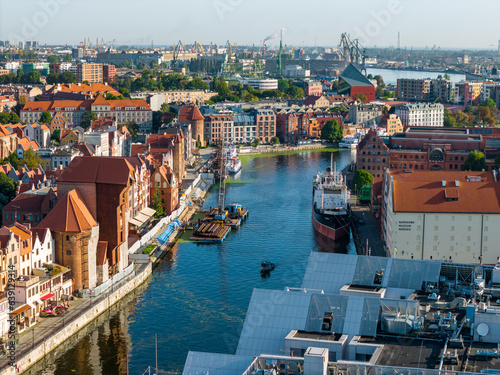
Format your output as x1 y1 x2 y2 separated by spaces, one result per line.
339 63 373 87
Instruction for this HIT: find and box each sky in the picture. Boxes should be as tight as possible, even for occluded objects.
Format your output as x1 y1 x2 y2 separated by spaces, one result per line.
1 0 499 50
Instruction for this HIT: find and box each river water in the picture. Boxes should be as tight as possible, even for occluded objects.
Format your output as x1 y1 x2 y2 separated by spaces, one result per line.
38 150 355 375
365 67 466 85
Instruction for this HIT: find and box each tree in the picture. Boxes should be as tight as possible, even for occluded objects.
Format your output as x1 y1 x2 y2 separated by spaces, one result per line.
320 120 343 142
119 87 130 98
21 148 42 169
373 75 384 87
278 79 289 92
0 172 16 199
46 72 60 84
0 112 21 125
39 111 52 124
444 73 451 80
481 98 497 109
251 138 261 147
63 54 72 63
353 93 368 103
160 103 170 113
270 136 280 145
285 86 304 99
51 129 61 143
150 190 164 218
125 121 139 139
47 55 60 64
80 111 97 130
352 169 373 193
463 151 486 171
60 71 77 83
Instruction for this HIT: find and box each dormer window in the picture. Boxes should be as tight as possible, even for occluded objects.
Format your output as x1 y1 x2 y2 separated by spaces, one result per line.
55 107 61 111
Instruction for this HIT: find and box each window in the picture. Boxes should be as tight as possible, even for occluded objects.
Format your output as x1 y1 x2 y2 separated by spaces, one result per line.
450 236 454 241
434 235 438 240
451 226 455 231
66 250 71 256
467 236 471 241
434 226 438 231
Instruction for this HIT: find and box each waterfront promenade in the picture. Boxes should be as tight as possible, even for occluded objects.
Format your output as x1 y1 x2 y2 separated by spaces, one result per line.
0 262 152 374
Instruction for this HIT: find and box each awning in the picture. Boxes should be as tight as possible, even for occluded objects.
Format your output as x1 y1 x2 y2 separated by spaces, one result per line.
41 293 55 301
130 207 156 227
11 304 30 315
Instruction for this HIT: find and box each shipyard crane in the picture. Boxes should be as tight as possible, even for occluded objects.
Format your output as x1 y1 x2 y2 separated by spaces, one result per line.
173 40 185 63
338 32 367 72
196 42 205 56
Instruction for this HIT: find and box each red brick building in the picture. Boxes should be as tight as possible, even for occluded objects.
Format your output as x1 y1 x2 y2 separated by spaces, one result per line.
151 165 179 215
103 64 116 83
356 129 390 178
57 157 135 274
338 63 375 102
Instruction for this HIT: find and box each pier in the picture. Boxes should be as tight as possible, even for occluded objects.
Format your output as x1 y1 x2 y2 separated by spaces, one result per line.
350 198 386 257
190 204 249 243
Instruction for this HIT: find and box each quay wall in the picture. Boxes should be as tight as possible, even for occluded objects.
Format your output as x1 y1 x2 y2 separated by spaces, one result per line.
1 262 152 375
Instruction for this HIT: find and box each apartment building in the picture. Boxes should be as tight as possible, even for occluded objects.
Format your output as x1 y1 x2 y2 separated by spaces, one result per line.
395 103 444 127
453 81 483 105
349 103 383 127
77 63 103 83
397 78 452 102
21 95 153 132
253 109 276 143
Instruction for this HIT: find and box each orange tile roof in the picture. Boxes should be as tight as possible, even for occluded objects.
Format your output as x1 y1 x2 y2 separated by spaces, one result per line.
92 93 109 106
390 170 500 213
108 99 150 110
37 189 97 232
48 83 120 96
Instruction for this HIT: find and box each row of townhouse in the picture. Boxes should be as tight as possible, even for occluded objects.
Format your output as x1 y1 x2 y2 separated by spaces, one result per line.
276 108 344 143
203 109 277 145
0 224 72 336
20 94 153 133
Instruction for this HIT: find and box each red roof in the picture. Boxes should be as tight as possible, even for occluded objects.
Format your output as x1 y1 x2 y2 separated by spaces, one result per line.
37 189 97 232
390 170 500 213
59 156 134 185
179 105 204 122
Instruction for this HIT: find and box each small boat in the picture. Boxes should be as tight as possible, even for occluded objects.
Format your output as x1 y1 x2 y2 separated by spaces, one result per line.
226 157 242 174
338 137 359 149
260 261 275 274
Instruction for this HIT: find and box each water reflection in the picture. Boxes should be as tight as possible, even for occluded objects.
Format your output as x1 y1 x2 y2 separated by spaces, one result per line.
40 150 355 375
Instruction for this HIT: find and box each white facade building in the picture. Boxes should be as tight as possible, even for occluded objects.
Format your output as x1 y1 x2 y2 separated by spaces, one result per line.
240 79 279 91
32 228 55 270
395 103 444 127
383 170 500 265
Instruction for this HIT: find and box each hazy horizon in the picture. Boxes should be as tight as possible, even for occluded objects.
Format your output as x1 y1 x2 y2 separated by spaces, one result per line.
1 0 499 51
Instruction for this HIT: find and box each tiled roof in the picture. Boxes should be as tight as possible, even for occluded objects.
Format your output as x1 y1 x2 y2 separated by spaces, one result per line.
48 83 120 95
58 156 134 185
8 223 31 242
22 97 150 112
390 170 500 213
71 143 94 156
37 189 97 232
92 94 109 106
179 105 204 122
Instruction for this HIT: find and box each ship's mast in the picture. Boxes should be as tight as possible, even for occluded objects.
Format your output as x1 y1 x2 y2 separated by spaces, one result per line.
218 138 226 212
